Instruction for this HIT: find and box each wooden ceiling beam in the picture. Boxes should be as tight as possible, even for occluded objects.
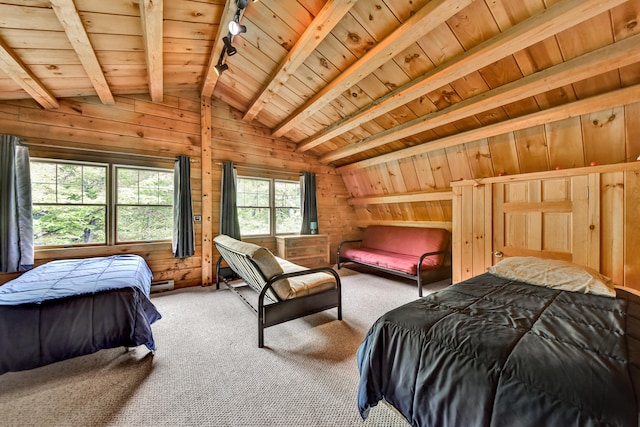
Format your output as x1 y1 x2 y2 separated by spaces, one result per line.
271 0 475 138
0 39 59 109
242 0 357 122
201 0 236 99
139 0 163 103
336 84 640 173
50 0 114 105
298 0 628 153
348 190 454 205
321 33 640 163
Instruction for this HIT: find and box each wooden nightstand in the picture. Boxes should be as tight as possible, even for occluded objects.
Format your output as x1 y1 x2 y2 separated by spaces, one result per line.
276 234 330 269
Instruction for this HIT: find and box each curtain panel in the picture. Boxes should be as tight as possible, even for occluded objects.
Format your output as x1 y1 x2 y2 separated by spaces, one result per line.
0 134 33 272
172 155 195 258
300 172 318 235
220 161 241 239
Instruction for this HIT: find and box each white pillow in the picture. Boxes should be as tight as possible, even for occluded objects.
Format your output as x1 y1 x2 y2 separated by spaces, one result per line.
487 256 616 298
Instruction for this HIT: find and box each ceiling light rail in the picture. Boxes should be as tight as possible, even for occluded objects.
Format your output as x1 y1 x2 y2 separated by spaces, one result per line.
215 0 256 75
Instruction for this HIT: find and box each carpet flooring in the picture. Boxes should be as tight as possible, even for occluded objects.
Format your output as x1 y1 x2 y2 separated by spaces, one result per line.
0 267 450 426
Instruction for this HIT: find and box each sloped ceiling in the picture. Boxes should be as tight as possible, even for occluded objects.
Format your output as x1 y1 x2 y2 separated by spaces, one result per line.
0 0 639 173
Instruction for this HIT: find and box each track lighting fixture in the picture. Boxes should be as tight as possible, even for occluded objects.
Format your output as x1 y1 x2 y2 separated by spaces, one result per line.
229 20 246 35
215 0 251 75
223 36 237 56
215 62 228 75
214 48 228 75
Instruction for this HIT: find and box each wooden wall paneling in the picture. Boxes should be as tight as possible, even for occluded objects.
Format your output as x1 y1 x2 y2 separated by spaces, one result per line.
586 173 601 269
451 185 463 282
545 116 585 169
471 183 487 276
581 107 626 165
514 124 549 172
488 132 520 176
626 102 640 160
466 138 495 178
601 171 625 284
428 148 453 189
625 169 640 288
445 144 473 181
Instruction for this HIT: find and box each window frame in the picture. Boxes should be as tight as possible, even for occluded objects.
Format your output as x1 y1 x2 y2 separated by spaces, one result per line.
113 164 175 244
29 157 174 249
30 158 109 248
236 175 301 237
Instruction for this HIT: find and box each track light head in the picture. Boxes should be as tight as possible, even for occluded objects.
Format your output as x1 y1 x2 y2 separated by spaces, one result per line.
215 62 229 75
223 36 237 56
229 20 246 35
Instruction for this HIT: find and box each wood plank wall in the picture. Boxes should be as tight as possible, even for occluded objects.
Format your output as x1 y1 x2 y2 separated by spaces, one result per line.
338 101 640 229
0 92 359 287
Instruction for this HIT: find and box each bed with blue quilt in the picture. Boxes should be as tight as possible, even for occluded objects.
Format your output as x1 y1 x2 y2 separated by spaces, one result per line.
357 257 640 427
0 254 161 375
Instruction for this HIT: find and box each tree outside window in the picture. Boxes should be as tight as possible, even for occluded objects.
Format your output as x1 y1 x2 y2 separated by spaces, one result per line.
31 160 107 246
115 166 173 242
237 177 301 236
30 159 174 247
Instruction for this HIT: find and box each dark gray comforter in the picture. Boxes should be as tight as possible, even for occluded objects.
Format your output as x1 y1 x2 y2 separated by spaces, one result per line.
357 273 640 426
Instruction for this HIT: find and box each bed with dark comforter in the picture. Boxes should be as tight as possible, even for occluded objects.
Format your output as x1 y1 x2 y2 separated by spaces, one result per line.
0 255 161 375
357 265 640 426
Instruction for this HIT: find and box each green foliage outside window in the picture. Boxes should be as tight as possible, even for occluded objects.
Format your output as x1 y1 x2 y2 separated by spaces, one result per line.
31 162 107 246
116 167 173 242
30 160 174 247
237 177 301 236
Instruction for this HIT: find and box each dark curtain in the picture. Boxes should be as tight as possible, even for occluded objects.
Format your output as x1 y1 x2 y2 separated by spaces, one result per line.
300 171 318 235
0 134 33 272
220 161 241 239
172 155 195 258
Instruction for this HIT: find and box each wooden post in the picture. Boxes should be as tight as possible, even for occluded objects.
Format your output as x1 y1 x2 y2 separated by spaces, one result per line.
201 96 213 286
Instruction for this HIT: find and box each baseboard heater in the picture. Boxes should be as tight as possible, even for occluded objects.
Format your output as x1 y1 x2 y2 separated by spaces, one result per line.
151 279 174 293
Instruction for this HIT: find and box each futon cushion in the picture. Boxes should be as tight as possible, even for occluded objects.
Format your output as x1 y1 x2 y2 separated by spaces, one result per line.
275 257 337 300
214 235 283 280
341 248 441 275
361 226 448 265
214 235 336 301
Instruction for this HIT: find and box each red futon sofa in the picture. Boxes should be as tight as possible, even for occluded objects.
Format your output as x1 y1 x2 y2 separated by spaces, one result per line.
337 225 450 296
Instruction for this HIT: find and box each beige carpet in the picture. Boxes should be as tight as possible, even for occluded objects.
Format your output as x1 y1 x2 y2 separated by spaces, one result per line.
0 267 450 426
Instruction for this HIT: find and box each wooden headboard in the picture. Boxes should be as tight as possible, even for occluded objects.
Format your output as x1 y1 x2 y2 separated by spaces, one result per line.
451 162 640 291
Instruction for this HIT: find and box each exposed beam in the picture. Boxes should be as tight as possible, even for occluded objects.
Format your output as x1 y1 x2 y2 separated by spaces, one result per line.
242 0 357 122
271 0 475 138
139 0 163 103
336 84 640 173
355 220 452 231
50 0 114 105
321 33 640 163
348 190 454 205
297 0 628 152
201 0 236 99
0 39 58 109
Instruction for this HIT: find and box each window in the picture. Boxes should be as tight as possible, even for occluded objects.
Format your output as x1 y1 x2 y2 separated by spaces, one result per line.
236 176 301 236
31 160 107 246
30 159 173 247
115 166 174 243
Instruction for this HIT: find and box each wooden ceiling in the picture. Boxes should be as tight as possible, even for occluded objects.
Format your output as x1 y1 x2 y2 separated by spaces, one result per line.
1 0 640 170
